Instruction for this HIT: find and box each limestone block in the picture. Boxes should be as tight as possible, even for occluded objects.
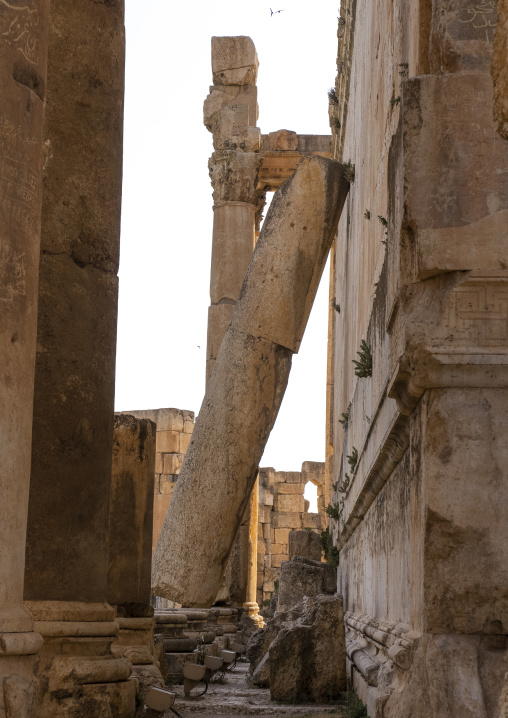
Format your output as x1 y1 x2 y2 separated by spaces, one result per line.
272 555 284 568
204 87 240 130
261 505 272 524
271 544 283 555
301 461 325 477
212 107 262 152
274 483 304 495
276 471 303 484
211 36 258 86
493 0 508 139
180 433 191 454
268 130 298 151
272 513 302 529
156 409 184 433
153 475 160 494
274 494 305 513
156 430 180 454
274 529 291 545
288 531 322 562
184 420 194 434
403 73 508 278
231 155 349 352
276 557 337 614
301 513 325 530
155 453 163 475
269 595 346 701
262 524 271 539
159 476 177 496
163 453 183 475
264 493 274 506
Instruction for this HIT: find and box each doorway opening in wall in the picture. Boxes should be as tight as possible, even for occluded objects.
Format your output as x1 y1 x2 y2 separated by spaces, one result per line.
304 481 318 512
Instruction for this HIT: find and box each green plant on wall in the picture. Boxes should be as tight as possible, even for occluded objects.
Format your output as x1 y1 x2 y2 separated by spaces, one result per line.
353 340 372 378
326 501 342 521
347 447 358 472
320 528 340 568
339 401 352 429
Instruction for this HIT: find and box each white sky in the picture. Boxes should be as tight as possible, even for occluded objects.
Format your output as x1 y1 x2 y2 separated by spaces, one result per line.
115 0 339 474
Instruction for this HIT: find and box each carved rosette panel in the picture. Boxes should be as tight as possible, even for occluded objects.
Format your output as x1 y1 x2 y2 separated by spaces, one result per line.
209 150 263 206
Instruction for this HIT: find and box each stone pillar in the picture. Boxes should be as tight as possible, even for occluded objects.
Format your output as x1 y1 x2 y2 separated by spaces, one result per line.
108 415 163 704
23 1 134 715
0 3 49 716
204 36 263 385
243 477 263 627
152 156 348 606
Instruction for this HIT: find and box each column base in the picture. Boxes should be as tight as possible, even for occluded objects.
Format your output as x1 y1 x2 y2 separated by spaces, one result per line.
243 602 265 629
0 606 43 718
24 602 135 718
111 617 163 705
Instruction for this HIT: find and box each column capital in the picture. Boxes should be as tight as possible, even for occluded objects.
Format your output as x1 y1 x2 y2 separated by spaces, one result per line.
208 150 263 206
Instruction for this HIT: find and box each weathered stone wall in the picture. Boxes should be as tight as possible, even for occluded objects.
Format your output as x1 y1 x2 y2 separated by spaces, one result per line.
257 462 326 607
118 408 195 553
328 1 508 715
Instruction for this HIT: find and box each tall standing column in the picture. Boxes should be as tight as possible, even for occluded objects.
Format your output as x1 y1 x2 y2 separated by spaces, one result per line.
0 3 49 716
243 477 264 627
22 1 134 716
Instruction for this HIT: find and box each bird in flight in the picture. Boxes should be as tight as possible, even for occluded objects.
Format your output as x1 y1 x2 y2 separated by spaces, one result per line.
270 7 285 15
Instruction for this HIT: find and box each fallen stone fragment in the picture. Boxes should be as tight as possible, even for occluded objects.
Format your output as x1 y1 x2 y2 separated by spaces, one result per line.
276 556 337 614
152 155 348 606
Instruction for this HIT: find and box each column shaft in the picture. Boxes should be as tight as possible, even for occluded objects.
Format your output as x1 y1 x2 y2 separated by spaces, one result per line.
0 2 49 714
22 1 134 715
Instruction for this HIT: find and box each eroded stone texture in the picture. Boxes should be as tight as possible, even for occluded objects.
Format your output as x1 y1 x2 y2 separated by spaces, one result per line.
276 557 336 615
22 0 131 715
288 531 322 561
328 0 508 714
493 0 508 139
107 416 163 707
0 2 49 715
152 155 348 606
269 596 346 702
211 36 258 86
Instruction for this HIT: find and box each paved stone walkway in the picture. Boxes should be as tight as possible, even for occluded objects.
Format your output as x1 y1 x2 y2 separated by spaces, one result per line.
165 663 343 718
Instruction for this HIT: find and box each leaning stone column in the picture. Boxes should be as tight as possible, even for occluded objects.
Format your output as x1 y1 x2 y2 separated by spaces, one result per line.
108 415 164 703
23 1 134 715
0 3 49 715
152 155 349 606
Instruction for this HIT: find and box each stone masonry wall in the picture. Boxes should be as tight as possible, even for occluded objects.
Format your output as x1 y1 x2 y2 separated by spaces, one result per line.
327 1 508 716
257 462 326 608
118 408 195 553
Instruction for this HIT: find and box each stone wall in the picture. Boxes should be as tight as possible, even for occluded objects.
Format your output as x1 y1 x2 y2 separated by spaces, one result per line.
118 408 195 553
257 462 326 608
327 1 508 716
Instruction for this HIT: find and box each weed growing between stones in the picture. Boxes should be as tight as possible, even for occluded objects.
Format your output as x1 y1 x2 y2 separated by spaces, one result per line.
353 340 372 378
336 678 368 717
328 87 339 104
320 528 340 567
346 447 358 472
339 402 352 429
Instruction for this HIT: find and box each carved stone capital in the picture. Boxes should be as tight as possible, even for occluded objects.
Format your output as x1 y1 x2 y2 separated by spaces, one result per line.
208 150 263 206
